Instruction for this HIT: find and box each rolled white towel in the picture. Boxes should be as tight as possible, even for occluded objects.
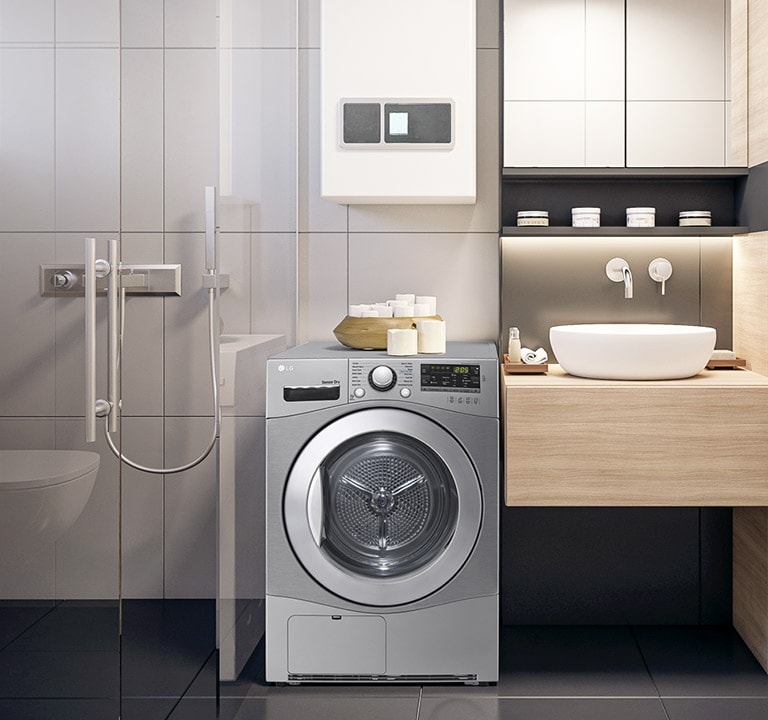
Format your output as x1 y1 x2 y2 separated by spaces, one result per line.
521 347 548 365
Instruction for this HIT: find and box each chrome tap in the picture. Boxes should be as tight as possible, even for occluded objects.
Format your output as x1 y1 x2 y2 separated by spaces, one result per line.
606 257 633 299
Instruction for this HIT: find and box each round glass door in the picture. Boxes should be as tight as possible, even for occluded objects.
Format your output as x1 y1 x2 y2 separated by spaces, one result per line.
284 409 482 607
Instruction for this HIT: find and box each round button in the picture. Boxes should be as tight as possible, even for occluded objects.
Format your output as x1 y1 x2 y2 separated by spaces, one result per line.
400 387 411 399
369 365 396 391
353 387 366 398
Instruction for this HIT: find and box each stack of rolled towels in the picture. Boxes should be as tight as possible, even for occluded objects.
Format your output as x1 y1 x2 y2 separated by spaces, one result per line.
349 293 437 319
348 293 445 355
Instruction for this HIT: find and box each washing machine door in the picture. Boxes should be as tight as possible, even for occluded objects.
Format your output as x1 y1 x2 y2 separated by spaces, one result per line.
283 408 482 607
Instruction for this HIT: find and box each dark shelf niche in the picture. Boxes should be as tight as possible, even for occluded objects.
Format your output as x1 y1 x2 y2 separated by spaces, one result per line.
502 226 748 237
501 167 749 231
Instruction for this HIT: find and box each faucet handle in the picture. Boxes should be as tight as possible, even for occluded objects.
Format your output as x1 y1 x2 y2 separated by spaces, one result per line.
648 257 673 295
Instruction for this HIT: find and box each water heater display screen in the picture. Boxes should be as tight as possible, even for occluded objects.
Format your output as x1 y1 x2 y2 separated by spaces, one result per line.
420 364 481 392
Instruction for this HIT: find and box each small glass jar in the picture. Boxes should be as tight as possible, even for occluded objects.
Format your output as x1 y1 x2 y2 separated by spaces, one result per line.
517 210 549 227
626 207 656 227
679 210 712 227
572 207 600 227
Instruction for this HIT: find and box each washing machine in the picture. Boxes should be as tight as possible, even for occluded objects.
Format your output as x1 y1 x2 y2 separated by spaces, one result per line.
265 341 499 684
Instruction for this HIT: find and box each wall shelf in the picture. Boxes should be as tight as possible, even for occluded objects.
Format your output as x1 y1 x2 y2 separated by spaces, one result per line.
503 167 749 180
502 226 748 237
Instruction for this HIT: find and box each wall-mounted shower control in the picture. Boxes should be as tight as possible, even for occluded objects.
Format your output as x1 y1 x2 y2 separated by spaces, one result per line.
40 264 182 297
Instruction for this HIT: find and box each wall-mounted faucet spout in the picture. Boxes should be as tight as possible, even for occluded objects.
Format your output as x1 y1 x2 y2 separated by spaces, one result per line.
606 257 633 299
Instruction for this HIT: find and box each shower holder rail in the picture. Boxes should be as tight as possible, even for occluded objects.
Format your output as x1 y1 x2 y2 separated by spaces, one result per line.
39 263 182 297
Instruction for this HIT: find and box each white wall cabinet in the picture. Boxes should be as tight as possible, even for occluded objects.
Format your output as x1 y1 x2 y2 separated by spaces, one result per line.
504 0 731 168
503 0 624 168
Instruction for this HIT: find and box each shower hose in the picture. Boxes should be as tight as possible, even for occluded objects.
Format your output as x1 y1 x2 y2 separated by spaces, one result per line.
102 286 220 474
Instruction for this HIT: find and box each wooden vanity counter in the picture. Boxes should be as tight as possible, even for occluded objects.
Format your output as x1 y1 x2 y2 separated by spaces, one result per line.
502 364 768 507
503 364 768 671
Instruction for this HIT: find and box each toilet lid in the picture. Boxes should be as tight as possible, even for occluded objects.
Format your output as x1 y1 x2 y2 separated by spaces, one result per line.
0 450 100 490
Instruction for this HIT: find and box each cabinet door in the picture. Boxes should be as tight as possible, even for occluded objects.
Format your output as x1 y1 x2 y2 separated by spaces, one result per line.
626 0 726 102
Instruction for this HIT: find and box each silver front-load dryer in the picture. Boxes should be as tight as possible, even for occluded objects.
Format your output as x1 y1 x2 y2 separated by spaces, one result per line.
265 341 499 684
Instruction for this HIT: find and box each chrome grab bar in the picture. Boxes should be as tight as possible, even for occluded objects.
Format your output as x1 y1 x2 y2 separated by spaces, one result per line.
84 237 114 443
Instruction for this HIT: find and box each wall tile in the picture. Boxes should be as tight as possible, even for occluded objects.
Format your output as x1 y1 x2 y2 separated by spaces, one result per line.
0 418 55 449
252 233 297 341
0 49 54 231
121 0 164 48
298 0 319 48
0 234 56 416
55 0 119 45
348 233 499 342
477 0 500 50
121 50 164 232
297 49 348 233
226 0 296 49
218 232 251 334
299 232 346 342
348 49 500 233
164 49 218 232
219 48 296 233
0 0 54 44
55 49 120 231
504 101 585 167
119 234 165 417
164 417 218 598
165 0 217 48
164 233 217 417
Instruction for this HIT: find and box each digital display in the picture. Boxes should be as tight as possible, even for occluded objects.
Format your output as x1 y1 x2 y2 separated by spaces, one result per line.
420 364 481 392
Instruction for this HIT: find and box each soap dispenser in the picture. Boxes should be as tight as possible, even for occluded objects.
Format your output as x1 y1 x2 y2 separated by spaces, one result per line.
507 327 521 363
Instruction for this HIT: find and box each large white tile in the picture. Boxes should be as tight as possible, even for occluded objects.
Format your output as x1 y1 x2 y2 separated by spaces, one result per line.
348 49 500 233
626 0 726 101
164 417 218 598
164 233 218 416
218 232 251 334
0 49 55 231
224 0 296 49
626 101 726 167
53 418 120 599
53 234 111 417
55 49 119 231
118 234 165 417
0 0 54 44
298 232 346 343
114 417 164 599
348 233 499 342
164 49 218 232
121 50 164 232
297 49 348 233
55 0 119 45
0 418 55 449
504 0 585 101
165 0 216 48
504 101 586 167
0 234 56 416
219 48 296 232
121 0 164 47
252 233 297 341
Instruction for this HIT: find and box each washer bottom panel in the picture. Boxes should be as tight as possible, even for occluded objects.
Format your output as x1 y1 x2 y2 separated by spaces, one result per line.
266 594 498 683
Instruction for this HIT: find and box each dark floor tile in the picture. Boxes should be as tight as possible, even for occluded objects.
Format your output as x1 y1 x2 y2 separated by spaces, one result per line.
0 650 119 698
420 698 669 720
5 601 118 652
121 648 214 698
633 626 768 697
121 599 216 653
254 695 418 720
0 698 119 720
121 697 178 720
425 626 657 697
663 697 768 720
0 601 56 651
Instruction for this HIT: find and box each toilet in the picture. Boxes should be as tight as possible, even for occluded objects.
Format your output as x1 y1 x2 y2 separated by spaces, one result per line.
0 450 99 562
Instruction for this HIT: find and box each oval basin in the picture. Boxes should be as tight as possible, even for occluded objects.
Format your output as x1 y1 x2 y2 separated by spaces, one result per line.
549 324 717 380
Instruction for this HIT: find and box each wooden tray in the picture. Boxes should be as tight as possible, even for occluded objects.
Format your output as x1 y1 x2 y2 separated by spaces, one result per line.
706 357 747 369
503 354 548 374
333 315 442 350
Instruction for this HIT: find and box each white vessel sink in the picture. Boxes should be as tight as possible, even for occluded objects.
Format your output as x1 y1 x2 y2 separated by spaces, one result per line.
549 324 717 380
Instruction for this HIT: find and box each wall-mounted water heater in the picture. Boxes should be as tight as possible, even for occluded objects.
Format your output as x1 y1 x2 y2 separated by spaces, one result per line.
320 0 476 205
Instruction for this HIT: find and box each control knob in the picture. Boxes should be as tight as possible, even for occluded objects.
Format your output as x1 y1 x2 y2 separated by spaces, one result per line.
369 365 396 391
